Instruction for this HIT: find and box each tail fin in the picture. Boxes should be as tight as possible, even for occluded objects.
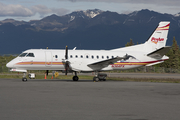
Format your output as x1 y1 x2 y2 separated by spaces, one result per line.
144 21 170 52
111 21 170 53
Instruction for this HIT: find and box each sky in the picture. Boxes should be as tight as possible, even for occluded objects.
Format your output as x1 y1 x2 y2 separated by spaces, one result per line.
0 0 180 21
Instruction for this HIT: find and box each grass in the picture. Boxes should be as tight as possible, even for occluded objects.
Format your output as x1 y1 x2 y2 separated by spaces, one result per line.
0 73 180 83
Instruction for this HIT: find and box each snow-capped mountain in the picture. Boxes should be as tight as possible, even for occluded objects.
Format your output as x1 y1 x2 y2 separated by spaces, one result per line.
0 9 180 54
174 12 180 17
67 9 103 22
66 9 103 21
83 9 103 18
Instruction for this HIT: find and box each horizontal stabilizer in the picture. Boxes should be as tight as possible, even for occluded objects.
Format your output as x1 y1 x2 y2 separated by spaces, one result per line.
146 61 164 66
147 46 171 59
87 55 129 70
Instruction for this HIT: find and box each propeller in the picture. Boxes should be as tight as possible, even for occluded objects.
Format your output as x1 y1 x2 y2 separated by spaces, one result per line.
65 46 68 75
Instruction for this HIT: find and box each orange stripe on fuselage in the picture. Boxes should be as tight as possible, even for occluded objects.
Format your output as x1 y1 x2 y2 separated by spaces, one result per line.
16 62 64 65
16 60 165 66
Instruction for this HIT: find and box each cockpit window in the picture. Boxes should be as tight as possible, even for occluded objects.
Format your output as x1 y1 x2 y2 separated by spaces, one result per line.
19 53 28 57
27 53 35 57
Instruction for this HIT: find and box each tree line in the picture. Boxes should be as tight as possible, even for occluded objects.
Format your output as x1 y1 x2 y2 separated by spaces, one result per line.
158 37 180 70
0 55 16 72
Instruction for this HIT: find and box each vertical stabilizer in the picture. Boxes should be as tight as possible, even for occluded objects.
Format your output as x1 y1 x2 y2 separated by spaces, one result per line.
144 21 170 52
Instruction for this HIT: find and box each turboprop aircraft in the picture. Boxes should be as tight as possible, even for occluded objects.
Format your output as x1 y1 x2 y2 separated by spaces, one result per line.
6 21 171 82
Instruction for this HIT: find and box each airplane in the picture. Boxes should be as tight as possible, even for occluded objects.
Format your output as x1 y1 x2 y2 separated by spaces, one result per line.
6 21 171 82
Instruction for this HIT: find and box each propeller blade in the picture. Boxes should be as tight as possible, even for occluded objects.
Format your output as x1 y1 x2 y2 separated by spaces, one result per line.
65 46 68 75
65 46 68 59
65 63 68 75
46 70 49 76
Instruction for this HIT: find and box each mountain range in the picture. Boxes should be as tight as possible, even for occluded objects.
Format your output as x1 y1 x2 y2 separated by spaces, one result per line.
0 9 180 54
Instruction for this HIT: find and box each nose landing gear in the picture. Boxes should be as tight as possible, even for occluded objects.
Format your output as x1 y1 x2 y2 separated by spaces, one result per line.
22 72 27 82
73 76 79 81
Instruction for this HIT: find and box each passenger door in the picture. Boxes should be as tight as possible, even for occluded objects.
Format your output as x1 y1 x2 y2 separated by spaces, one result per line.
45 51 52 66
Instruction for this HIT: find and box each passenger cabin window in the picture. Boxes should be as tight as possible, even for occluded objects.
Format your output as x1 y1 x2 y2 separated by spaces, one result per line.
112 56 114 58
107 56 109 59
70 55 73 58
75 55 78 58
81 55 83 58
102 56 104 59
27 53 35 57
97 56 99 59
19 53 27 57
92 56 94 59
86 55 89 58
55 55 58 58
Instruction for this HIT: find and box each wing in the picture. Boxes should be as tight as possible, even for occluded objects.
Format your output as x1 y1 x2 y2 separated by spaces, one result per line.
87 55 129 70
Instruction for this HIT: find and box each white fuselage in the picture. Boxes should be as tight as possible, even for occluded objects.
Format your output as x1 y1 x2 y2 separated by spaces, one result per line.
6 49 165 72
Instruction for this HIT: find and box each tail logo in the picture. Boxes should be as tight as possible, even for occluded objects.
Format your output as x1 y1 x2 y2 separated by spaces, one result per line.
156 23 170 31
151 37 164 44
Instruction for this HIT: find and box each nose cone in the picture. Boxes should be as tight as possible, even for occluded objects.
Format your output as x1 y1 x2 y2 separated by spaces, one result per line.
6 61 14 68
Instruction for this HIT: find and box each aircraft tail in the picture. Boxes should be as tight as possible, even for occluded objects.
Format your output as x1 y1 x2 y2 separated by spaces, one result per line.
144 21 170 52
111 21 170 54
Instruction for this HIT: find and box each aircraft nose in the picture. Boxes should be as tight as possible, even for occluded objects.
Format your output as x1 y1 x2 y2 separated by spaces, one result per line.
6 61 14 68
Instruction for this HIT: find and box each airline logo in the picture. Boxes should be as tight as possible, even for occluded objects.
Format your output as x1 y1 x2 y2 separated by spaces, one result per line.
151 37 164 44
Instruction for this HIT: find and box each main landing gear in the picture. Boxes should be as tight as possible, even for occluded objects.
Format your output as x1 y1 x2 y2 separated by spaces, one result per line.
72 71 79 81
93 72 107 82
22 72 27 82
71 71 107 82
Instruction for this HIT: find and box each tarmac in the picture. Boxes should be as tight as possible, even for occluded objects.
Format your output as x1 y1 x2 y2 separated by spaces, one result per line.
107 73 180 79
0 78 180 120
61 72 180 79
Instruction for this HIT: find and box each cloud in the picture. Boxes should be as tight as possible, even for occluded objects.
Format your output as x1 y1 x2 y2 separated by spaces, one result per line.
31 5 70 17
57 0 180 6
0 2 70 17
31 5 52 17
0 2 33 17
52 8 70 16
